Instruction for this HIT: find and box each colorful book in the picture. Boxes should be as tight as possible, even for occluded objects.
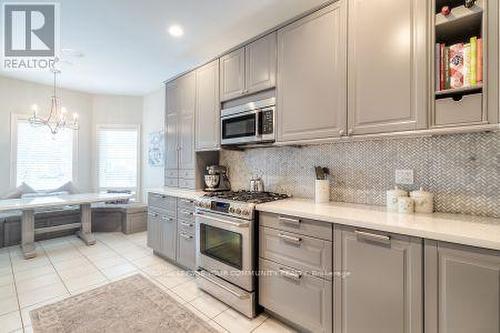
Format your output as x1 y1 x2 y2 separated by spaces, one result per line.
477 38 483 83
470 37 477 86
440 43 445 90
449 43 464 89
435 43 441 91
444 47 450 89
463 43 471 87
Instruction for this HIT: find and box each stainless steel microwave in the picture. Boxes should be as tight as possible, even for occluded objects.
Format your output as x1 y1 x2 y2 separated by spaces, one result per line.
221 97 275 146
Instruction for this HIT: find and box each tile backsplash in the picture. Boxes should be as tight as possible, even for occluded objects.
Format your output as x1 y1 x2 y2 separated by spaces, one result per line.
220 131 500 218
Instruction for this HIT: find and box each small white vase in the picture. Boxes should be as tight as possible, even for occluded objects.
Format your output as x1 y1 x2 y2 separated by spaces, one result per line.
315 180 330 204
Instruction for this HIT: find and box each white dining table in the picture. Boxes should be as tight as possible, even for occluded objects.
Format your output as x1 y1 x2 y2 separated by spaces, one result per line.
0 193 132 259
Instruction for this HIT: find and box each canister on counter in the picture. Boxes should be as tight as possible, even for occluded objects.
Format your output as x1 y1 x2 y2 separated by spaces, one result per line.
410 187 434 213
386 186 408 211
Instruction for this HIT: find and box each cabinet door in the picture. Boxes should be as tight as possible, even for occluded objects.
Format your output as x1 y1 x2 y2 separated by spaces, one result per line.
277 2 347 142
334 226 422 333
159 213 177 260
347 0 427 135
195 60 220 151
177 232 196 270
425 241 500 333
165 112 178 171
220 47 245 101
146 210 159 250
245 32 277 95
178 73 196 170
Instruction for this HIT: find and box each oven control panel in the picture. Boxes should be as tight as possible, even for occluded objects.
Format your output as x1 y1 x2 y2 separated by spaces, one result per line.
195 199 253 220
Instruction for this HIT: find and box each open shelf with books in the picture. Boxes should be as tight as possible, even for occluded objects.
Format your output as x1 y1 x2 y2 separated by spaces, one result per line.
431 0 491 127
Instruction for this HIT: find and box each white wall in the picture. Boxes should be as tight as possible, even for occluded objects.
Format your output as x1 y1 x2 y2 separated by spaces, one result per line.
0 76 143 197
141 87 165 200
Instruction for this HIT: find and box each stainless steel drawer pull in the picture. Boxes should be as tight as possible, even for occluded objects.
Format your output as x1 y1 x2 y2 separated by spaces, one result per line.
161 216 174 222
195 271 249 299
278 233 302 244
181 210 193 216
179 233 193 240
153 194 165 199
355 230 391 244
180 222 194 227
180 199 194 204
148 212 158 218
278 216 301 227
279 268 302 281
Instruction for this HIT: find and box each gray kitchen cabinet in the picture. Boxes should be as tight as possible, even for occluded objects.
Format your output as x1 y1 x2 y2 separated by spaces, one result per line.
146 209 159 249
177 231 196 270
245 32 277 95
195 60 220 151
260 258 332 333
220 33 277 102
158 211 177 260
347 0 427 135
333 226 422 333
178 72 196 170
165 81 179 173
220 48 245 101
277 1 347 142
425 240 500 333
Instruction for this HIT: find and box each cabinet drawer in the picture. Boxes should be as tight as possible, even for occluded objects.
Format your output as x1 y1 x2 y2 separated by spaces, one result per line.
165 169 178 178
178 219 195 234
177 231 196 270
435 93 483 126
259 212 332 241
177 208 194 222
148 193 177 214
259 226 332 280
179 169 195 179
259 258 332 333
178 178 195 189
178 198 195 210
165 177 178 187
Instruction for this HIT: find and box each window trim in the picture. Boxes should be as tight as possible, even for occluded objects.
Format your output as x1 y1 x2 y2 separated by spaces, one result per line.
10 113 79 191
95 124 141 195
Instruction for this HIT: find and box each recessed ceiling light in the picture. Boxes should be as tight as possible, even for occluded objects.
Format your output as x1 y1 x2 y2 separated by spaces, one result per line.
168 25 184 38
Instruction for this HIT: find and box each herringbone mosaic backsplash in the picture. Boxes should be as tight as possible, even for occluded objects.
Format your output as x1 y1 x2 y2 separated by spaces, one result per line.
220 131 500 218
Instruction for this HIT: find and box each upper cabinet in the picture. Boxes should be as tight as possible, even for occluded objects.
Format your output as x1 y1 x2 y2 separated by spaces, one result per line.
220 32 277 102
177 72 196 171
347 0 428 135
195 60 220 151
277 1 347 142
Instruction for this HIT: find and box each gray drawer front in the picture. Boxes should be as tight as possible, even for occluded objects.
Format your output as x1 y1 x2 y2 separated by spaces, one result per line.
178 178 195 189
259 212 332 241
178 219 195 234
259 226 332 280
165 169 178 178
177 231 196 270
148 193 177 215
259 258 332 333
178 198 195 210
177 208 194 222
179 169 195 179
165 177 179 187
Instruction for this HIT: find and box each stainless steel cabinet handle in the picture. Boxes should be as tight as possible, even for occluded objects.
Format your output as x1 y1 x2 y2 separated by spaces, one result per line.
179 233 193 240
180 222 193 227
194 212 250 228
278 233 302 245
279 268 302 281
148 212 158 218
181 210 193 216
195 271 249 299
355 230 391 245
339 129 345 136
180 199 194 204
153 194 165 199
348 128 353 135
278 216 301 227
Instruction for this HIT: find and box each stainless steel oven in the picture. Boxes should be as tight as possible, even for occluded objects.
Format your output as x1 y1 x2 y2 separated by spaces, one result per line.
221 97 275 146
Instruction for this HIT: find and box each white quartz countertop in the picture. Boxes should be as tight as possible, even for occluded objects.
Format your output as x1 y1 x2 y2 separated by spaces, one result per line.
0 193 132 212
256 198 500 251
147 187 206 201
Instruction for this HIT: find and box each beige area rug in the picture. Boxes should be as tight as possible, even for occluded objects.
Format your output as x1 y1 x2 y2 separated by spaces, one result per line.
30 274 217 333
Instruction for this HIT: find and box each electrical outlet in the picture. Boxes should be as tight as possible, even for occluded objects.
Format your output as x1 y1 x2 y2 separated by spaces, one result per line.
395 169 414 185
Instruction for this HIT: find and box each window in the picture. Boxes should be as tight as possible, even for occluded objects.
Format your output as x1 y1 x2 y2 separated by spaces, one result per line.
14 118 75 191
97 125 139 192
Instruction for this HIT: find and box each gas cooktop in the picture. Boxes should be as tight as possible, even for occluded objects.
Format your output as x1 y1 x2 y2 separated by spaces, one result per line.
202 190 289 204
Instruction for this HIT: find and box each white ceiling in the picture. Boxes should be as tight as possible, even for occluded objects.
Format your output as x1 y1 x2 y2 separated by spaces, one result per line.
0 0 326 96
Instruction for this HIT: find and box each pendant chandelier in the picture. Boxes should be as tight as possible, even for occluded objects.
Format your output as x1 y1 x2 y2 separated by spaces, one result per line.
29 66 79 135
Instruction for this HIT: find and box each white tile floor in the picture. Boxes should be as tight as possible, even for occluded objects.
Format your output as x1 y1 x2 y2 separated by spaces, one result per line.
0 232 296 333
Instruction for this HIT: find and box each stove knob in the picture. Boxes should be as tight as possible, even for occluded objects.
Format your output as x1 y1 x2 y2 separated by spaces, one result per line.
242 209 249 216
229 207 234 213
235 208 242 215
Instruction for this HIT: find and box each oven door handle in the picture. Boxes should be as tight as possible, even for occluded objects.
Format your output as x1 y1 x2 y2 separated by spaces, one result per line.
195 271 250 299
194 213 250 228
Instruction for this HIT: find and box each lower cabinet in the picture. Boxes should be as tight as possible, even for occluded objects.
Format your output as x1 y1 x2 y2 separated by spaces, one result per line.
425 240 500 333
333 226 423 333
259 258 332 333
177 232 196 270
147 207 177 261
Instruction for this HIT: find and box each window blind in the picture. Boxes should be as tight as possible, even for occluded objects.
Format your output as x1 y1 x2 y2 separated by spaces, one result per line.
16 121 74 190
97 127 138 190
